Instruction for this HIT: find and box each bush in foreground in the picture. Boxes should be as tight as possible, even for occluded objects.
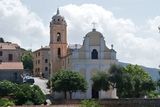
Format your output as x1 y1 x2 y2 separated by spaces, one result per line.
80 99 101 107
14 84 46 105
0 98 14 107
0 80 46 105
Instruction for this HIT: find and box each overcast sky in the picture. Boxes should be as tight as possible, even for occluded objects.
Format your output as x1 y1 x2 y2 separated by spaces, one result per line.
0 0 160 68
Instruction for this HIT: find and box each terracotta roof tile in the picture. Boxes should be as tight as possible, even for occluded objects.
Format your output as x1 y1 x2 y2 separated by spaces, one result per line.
0 62 23 70
0 43 20 50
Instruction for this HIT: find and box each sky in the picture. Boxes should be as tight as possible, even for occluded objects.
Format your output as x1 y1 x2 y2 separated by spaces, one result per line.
0 0 160 68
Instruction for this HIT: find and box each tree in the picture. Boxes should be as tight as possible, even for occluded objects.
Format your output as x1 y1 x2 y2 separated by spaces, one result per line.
108 64 156 98
31 85 46 105
91 72 110 91
157 71 160 91
0 80 18 97
51 70 87 99
107 64 128 97
21 50 33 70
122 64 156 98
108 64 124 88
0 80 45 105
14 84 45 105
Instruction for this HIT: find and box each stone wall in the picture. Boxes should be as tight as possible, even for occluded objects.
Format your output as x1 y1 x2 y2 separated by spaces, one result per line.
100 99 160 107
52 99 160 107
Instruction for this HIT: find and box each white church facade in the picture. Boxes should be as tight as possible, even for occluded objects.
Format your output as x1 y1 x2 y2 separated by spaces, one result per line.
69 28 118 99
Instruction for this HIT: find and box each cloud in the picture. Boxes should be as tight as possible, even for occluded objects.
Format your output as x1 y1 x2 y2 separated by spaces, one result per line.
0 0 49 50
60 4 160 68
0 1 159 68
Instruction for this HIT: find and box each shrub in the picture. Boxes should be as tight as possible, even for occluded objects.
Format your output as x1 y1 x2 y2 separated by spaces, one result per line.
32 85 46 105
0 98 14 107
0 80 17 97
14 84 46 105
24 100 34 105
80 99 101 107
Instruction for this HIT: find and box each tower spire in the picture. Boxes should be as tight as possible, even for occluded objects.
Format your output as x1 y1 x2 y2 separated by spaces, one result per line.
57 8 60 15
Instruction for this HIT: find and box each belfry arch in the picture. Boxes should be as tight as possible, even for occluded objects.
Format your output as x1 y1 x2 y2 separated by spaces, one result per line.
91 49 98 59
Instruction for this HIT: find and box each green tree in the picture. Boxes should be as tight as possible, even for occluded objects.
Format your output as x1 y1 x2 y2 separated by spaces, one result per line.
14 84 45 105
108 65 123 88
0 80 18 97
157 71 160 91
108 64 129 97
91 71 110 91
21 50 33 70
122 64 156 98
32 85 46 105
108 64 156 98
0 80 45 105
51 70 87 99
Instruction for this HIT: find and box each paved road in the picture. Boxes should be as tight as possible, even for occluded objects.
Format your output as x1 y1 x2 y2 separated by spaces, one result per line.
33 77 50 95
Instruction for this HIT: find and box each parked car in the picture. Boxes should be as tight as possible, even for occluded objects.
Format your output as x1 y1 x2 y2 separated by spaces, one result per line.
23 76 34 84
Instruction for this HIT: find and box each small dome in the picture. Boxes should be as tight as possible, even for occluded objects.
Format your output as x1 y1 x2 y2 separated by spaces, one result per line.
85 29 104 46
50 8 66 25
86 29 103 38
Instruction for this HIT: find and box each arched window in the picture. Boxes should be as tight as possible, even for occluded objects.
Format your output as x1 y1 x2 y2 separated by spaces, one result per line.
91 49 98 59
58 48 61 58
57 32 61 42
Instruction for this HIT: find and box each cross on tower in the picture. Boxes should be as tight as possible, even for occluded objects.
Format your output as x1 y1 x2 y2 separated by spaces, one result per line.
92 22 97 30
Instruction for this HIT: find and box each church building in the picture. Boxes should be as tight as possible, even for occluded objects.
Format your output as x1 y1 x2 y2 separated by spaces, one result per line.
33 8 118 99
49 9 118 99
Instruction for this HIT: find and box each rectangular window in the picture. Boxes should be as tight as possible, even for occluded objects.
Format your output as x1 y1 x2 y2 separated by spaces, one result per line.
45 59 48 63
37 68 40 72
58 48 61 57
38 60 40 64
8 54 13 61
0 51 2 56
45 67 48 71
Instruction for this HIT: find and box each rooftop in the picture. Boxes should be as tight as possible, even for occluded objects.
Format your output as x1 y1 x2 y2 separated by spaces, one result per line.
0 42 20 50
33 46 50 53
68 44 82 49
0 62 23 70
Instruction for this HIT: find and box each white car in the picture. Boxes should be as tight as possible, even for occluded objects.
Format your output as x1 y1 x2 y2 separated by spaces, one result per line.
23 76 34 84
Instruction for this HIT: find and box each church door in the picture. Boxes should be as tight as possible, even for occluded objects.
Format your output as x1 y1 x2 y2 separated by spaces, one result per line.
92 88 99 99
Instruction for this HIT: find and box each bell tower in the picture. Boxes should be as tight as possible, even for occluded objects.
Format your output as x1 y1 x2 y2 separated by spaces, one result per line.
50 8 68 73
